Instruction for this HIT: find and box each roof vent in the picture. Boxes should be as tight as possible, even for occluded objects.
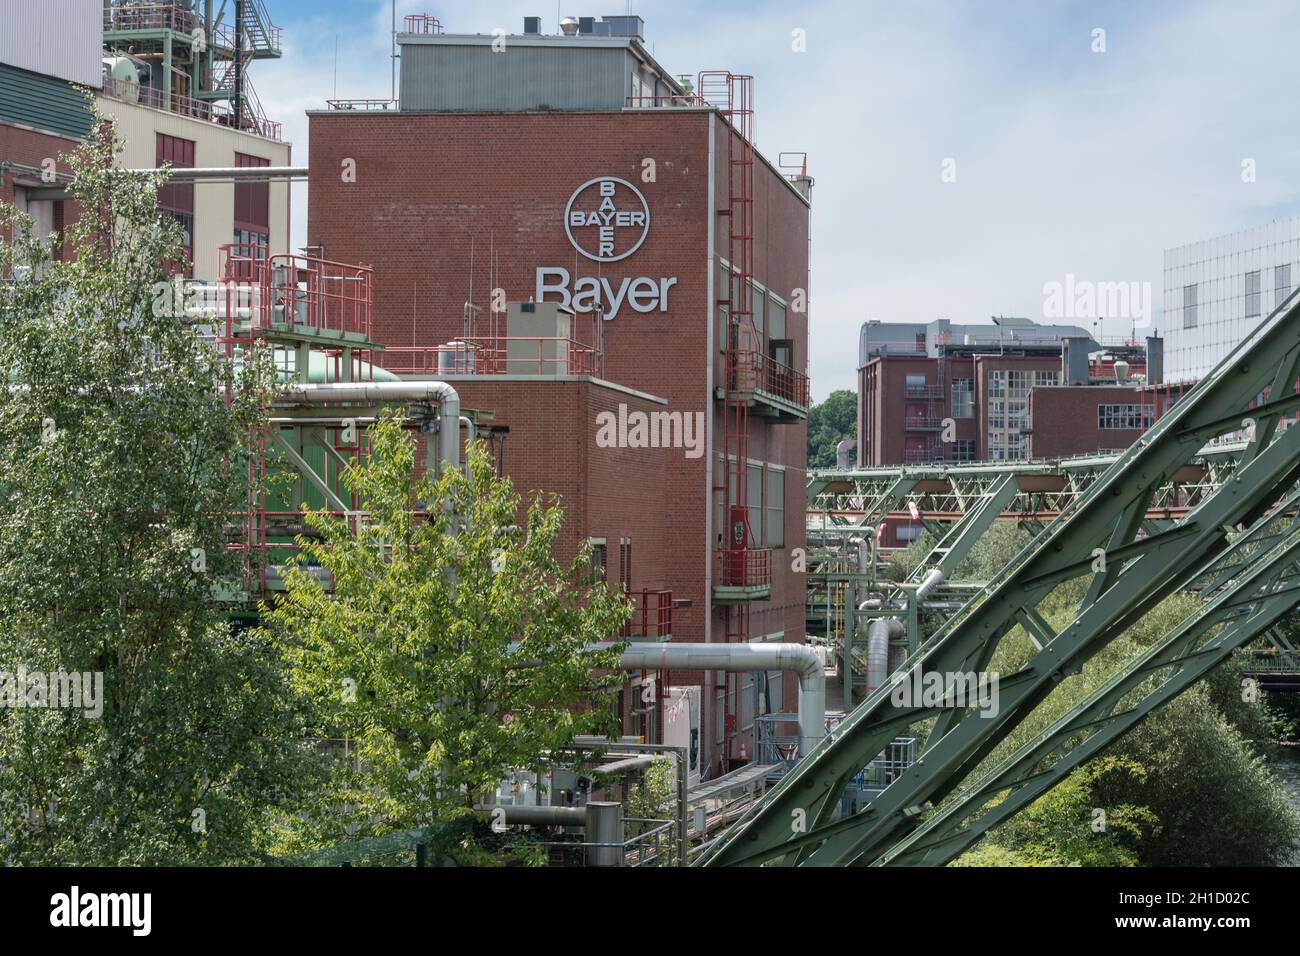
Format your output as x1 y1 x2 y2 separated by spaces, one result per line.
523 16 541 34
559 16 580 35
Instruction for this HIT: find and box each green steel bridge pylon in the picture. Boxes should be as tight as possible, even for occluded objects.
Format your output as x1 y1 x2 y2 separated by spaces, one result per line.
701 286 1300 867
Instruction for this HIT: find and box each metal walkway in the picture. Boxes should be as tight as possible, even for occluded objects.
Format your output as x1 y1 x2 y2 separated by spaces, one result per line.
702 287 1300 866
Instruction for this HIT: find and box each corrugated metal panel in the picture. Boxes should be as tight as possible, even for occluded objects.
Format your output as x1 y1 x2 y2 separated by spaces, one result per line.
0 63 94 139
400 45 631 111
0 0 103 87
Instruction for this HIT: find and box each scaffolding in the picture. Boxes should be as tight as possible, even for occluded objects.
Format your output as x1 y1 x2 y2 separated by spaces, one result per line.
102 1 284 140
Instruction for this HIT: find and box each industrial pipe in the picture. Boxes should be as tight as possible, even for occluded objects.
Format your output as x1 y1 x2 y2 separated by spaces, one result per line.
866 618 904 694
596 642 826 758
916 568 946 601
277 380 461 473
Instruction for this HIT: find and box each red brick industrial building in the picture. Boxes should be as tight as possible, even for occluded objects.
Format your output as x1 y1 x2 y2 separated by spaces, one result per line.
306 15 812 776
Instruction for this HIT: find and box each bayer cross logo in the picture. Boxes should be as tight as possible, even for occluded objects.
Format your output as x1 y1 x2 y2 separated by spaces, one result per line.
564 176 650 263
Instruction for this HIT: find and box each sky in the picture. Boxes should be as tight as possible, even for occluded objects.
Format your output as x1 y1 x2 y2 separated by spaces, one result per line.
251 0 1300 401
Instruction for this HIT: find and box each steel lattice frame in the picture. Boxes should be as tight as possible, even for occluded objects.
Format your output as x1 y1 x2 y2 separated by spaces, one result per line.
701 288 1300 867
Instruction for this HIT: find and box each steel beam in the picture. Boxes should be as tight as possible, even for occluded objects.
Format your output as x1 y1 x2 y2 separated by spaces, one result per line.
702 288 1300 867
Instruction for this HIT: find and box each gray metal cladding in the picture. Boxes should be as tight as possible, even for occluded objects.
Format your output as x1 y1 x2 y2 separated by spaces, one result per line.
399 45 632 112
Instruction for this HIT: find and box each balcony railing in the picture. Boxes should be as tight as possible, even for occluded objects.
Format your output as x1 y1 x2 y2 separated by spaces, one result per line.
403 13 444 33
903 416 943 431
902 447 943 463
620 588 673 640
902 384 943 399
104 2 195 33
713 548 772 589
732 351 810 409
376 337 604 377
218 244 373 341
101 77 283 141
326 99 399 111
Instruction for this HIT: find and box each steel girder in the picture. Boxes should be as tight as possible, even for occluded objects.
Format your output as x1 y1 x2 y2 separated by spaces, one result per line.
700 289 1300 867
807 444 1244 527
876 486 1300 865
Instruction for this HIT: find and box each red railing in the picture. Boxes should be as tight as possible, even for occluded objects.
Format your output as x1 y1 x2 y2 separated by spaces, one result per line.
621 589 673 639
101 77 283 141
218 244 373 341
713 548 772 589
733 350 810 408
104 2 195 32
376 337 603 377
403 13 444 33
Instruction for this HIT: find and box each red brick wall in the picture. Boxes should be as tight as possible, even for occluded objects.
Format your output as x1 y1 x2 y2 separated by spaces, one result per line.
0 123 82 260
307 109 811 768
1028 385 1152 458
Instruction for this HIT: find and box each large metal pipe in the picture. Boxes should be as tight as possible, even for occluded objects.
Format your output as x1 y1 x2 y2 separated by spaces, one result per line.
599 642 826 758
866 618 904 694
278 380 461 472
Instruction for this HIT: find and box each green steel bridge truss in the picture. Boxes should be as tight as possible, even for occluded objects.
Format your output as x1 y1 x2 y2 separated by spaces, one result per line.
702 287 1300 867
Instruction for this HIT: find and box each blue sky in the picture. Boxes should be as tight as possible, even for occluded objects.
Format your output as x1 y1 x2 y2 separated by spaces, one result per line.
251 0 1300 400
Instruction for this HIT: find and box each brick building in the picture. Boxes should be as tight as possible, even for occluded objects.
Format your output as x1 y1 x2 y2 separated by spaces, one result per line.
857 317 1159 546
306 15 812 775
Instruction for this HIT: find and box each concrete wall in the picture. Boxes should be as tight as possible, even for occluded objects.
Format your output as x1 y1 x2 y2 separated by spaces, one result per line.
98 94 291 281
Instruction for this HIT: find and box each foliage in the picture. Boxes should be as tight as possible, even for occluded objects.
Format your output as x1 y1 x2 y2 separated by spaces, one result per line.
264 414 633 841
0 107 320 863
956 757 1157 866
807 389 856 469
936 521 1300 866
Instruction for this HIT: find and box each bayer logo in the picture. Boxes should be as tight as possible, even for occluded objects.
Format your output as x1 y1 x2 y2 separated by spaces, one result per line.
564 176 650 263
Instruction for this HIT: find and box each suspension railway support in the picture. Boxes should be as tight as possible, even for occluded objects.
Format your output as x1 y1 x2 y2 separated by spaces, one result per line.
702 286 1300 867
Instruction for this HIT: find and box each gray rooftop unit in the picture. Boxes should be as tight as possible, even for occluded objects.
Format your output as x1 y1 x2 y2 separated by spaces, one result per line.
523 16 541 34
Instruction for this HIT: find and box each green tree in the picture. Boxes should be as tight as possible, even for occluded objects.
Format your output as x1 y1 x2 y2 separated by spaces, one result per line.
265 414 633 845
807 389 857 468
0 110 320 863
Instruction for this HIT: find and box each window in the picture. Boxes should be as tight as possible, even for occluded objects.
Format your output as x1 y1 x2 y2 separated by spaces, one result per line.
156 133 195 276
1246 270 1261 320
588 540 607 583
896 524 923 544
747 463 763 548
988 370 1005 398
769 296 786 341
752 282 765 351
950 439 975 462
618 538 632 592
765 468 784 548
1034 370 1060 387
1277 264 1292 309
1184 283 1198 329
1098 404 1155 430
951 379 974 418
234 152 270 255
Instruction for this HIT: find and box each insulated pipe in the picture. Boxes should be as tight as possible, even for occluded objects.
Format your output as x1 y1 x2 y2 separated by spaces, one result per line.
866 618 904 695
475 804 586 827
277 380 461 473
595 642 826 758
127 166 310 181
916 568 946 601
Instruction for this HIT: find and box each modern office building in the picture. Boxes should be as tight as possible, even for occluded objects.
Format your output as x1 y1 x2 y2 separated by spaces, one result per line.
1163 215 1300 383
